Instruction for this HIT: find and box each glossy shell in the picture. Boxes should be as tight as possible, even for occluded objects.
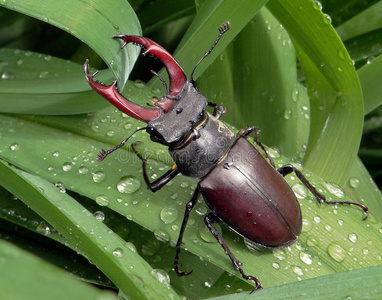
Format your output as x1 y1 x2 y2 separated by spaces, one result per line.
199 137 302 248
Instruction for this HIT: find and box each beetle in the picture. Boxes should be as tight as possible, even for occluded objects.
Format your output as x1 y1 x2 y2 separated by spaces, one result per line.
84 21 368 290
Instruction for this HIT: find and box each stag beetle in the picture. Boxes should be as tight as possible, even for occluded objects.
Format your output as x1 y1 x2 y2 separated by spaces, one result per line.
84 21 368 290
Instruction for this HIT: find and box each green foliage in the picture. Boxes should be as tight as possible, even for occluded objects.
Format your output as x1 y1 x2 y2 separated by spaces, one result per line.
0 0 381 299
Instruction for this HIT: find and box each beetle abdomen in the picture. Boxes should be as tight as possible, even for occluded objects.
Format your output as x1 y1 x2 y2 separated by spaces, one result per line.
199 137 302 248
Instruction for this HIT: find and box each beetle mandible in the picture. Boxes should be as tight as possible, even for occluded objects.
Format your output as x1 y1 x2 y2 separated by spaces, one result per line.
84 21 368 290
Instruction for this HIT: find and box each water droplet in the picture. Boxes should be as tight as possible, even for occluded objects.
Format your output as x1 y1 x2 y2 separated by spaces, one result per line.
301 218 313 232
273 249 286 261
327 242 346 262
1 71 14 79
134 80 145 88
150 269 170 286
52 151 60 157
323 13 332 24
244 238 264 252
39 71 49 78
62 162 73 172
54 182 66 193
9 142 19 151
160 207 178 224
199 224 221 243
154 229 170 242
348 233 357 243
117 176 141 193
283 108 292 120
112 247 124 257
313 216 321 223
272 262 280 269
36 221 51 235
366 56 375 64
306 235 318 247
292 183 308 199
299 251 313 264
195 206 207 215
78 166 89 174
94 211 105 221
292 86 299 102
348 177 360 189
0 0 7 6
292 265 304 276
95 195 109 207
313 0 322 10
322 182 345 198
93 171 106 183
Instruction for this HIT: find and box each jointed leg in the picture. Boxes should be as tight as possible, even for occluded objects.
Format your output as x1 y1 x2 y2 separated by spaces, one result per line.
204 213 263 291
132 142 180 192
208 102 226 120
277 164 369 219
174 188 200 276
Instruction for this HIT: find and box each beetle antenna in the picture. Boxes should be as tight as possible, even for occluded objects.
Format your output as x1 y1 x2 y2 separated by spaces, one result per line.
151 70 169 94
190 21 231 80
96 127 148 162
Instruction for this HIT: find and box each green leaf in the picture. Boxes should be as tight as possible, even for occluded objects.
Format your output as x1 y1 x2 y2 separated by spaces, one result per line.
267 0 364 186
148 0 268 89
1 0 141 98
0 159 180 299
209 265 382 299
0 239 118 300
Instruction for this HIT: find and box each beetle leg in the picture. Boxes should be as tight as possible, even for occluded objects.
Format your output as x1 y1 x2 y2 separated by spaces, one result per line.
174 188 201 276
204 213 263 291
277 164 369 220
208 102 226 120
239 126 276 168
131 142 180 192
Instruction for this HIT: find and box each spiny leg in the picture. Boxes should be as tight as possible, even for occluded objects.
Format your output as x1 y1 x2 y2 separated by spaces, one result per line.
174 188 201 276
204 213 263 291
96 127 147 162
131 141 180 192
239 126 276 168
277 164 369 220
208 101 226 120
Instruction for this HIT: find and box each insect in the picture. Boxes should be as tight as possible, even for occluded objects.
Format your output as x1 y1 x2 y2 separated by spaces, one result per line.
84 21 368 290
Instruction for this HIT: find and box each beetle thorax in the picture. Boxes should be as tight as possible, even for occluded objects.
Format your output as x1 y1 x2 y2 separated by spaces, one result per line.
147 80 208 147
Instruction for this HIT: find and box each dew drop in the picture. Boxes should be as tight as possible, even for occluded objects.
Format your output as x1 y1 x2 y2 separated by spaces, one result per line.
1 71 14 79
292 183 308 199
151 269 170 286
348 233 357 244
292 86 299 102
306 235 318 247
95 195 109 207
272 262 280 269
62 162 73 172
299 251 313 265
154 229 170 242
78 166 89 174
39 71 49 78
366 56 375 64
292 265 304 276
94 211 105 221
327 242 346 262
9 142 19 151
195 206 207 215
301 218 313 233
36 221 51 236
117 176 141 194
283 108 292 120
313 0 322 10
160 207 178 224
323 13 332 24
273 249 286 261
52 151 60 157
199 224 221 243
112 247 124 257
93 171 106 183
322 182 345 198
348 177 360 189
54 182 66 193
